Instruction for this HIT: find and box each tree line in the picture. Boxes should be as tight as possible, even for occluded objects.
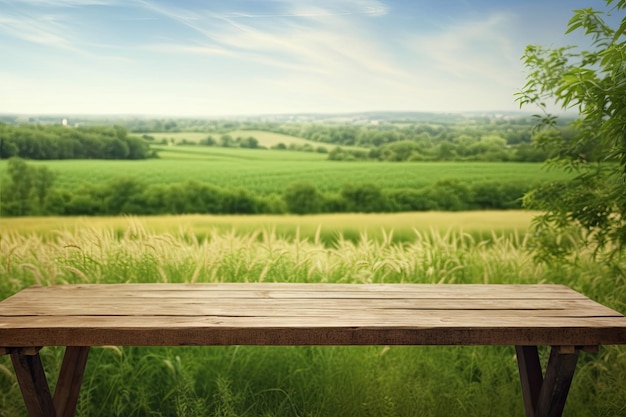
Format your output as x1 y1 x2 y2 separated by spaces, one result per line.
2 158 536 216
1 115 580 163
0 123 153 160
140 116 578 163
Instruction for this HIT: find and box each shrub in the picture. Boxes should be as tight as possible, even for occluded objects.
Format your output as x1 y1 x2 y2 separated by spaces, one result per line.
283 182 324 214
340 183 389 213
424 180 474 211
387 188 437 211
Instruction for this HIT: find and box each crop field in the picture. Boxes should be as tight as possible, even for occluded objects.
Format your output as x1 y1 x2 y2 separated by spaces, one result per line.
144 129 367 151
143 131 211 143
226 130 328 148
0 216 624 417
0 146 573 195
0 211 539 243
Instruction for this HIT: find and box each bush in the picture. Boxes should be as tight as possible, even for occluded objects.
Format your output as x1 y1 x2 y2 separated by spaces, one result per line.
0 157 56 216
321 193 348 213
222 189 260 214
387 188 437 211
283 182 324 214
471 182 528 209
424 180 474 211
340 183 389 213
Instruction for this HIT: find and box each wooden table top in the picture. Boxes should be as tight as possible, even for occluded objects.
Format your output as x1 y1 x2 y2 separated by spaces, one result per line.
1 283 625 347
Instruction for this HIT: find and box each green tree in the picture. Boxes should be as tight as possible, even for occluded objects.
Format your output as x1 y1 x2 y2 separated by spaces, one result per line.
283 182 324 214
239 136 258 149
0 158 56 215
0 136 18 158
340 183 388 213
517 0 626 258
220 134 235 148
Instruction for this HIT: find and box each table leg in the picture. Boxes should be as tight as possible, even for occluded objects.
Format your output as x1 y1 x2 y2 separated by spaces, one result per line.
516 346 543 417
9 347 90 417
515 346 581 417
10 348 57 417
54 347 90 417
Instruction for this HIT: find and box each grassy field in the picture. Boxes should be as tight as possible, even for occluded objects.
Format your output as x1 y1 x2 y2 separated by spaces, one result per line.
0 211 539 243
0 215 624 417
144 130 313 147
226 130 328 148
144 131 211 144
0 146 573 195
144 129 367 151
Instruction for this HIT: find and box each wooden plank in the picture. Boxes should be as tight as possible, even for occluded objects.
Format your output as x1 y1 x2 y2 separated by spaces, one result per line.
18 283 582 292
53 347 90 417
516 346 543 417
1 312 626 327
1 284 625 347
535 347 579 417
0 298 620 317
3 308 616 320
12 283 590 299
1 313 625 329
10 351 57 417
1 320 625 347
0 298 615 312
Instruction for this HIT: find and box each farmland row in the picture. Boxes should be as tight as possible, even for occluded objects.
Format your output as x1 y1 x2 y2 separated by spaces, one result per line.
0 147 571 196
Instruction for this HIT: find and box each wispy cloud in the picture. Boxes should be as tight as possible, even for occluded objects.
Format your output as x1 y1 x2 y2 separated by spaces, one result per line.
408 13 521 87
223 0 388 19
1 0 116 6
0 13 77 50
0 5 131 62
1 0 580 115
136 0 399 79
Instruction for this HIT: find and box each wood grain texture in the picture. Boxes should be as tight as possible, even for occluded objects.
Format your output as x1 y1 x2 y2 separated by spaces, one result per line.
516 346 543 417
53 347 90 417
10 351 57 417
535 348 579 417
0 284 625 347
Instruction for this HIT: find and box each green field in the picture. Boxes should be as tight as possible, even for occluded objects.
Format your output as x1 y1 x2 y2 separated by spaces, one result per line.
0 215 624 417
144 131 212 143
144 130 325 148
227 130 329 148
0 146 573 195
0 211 538 244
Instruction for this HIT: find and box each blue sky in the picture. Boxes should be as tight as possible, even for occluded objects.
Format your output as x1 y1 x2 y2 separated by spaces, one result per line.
0 0 621 116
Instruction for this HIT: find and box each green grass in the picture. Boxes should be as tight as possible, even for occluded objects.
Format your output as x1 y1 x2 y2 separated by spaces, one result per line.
0 147 574 195
144 129 367 152
143 131 213 144
152 145 325 161
226 130 326 148
0 211 538 244
143 130 312 148
0 219 624 416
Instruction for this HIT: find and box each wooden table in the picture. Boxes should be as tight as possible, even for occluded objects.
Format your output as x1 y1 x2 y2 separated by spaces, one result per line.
1 283 625 417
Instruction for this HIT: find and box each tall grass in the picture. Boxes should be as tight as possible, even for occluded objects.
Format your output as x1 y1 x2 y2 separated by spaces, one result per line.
0 223 624 416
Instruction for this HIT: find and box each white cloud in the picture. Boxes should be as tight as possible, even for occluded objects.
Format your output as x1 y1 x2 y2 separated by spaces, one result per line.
408 13 522 87
138 0 400 77
0 0 534 114
1 0 116 6
0 14 76 50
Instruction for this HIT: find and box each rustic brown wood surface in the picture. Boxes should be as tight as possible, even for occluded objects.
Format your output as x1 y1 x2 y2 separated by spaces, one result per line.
0 283 625 347
1 283 625 417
